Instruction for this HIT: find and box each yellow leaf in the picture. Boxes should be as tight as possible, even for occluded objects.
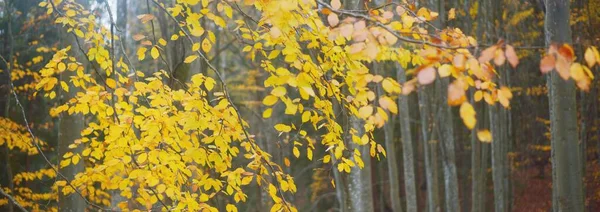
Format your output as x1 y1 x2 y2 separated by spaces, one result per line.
448 8 456 20
301 111 310 123
271 87 287 97
204 78 216 91
158 38 167 46
58 62 66 72
74 29 84 38
71 155 80 164
184 55 198 63
474 90 482 102
202 38 212 52
274 124 291 132
137 47 147 60
378 96 398 114
151 46 159 59
358 106 373 119
66 10 76 17
477 129 492 142
263 108 273 118
171 34 179 40
459 102 476 129
61 81 69 92
192 43 200 51
226 204 238 212
293 147 300 158
156 184 166 193
438 64 452 77
106 78 117 89
137 153 147 163
262 95 278 106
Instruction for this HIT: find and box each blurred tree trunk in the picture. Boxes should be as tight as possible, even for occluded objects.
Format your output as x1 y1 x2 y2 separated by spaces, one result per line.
428 0 460 211
3 1 15 211
544 0 584 211
419 84 440 212
343 0 374 211
397 64 417 212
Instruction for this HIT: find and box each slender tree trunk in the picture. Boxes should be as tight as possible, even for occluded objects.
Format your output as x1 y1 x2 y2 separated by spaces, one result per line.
544 0 584 211
343 0 373 211
470 102 485 212
419 85 440 212
396 64 417 212
381 63 401 212
384 119 403 212
346 117 374 212
58 43 86 212
3 2 15 211
57 0 87 210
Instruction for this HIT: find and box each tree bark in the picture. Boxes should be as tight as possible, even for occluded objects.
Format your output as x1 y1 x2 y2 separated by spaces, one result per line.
544 0 584 211
419 85 440 212
397 64 417 212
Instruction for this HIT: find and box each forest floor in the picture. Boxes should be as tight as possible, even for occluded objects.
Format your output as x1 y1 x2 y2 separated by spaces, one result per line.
513 153 600 211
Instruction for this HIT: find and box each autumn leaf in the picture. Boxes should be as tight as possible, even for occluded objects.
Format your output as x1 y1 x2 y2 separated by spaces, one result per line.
479 45 497 63
459 102 476 129
184 55 198 63
417 66 436 85
358 106 374 119
555 56 570 80
106 78 117 89
448 8 456 20
331 0 341 10
271 87 287 97
328 13 339 27
202 38 212 52
262 95 278 106
540 55 555 74
438 64 453 77
151 46 159 59
447 80 466 106
505 45 519 68
477 130 492 142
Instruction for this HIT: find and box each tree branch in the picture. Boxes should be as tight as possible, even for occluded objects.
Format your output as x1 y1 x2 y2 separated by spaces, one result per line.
0 187 28 212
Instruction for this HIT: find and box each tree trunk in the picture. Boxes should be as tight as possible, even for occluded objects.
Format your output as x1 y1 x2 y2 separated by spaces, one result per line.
343 0 374 211
3 2 15 211
383 118 403 212
346 116 375 212
419 85 440 212
397 64 417 212
544 0 584 211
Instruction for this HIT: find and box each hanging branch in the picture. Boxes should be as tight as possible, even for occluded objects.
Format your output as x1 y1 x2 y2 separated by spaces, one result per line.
151 1 293 209
0 187 28 212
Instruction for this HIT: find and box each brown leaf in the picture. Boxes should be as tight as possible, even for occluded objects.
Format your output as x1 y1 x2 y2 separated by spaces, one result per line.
478 45 497 63
331 0 341 10
132 34 146 41
493 49 506 66
417 66 436 85
328 13 339 27
540 55 555 74
137 14 155 23
505 45 519 68
555 56 570 80
447 80 466 106
452 54 466 70
558 44 575 62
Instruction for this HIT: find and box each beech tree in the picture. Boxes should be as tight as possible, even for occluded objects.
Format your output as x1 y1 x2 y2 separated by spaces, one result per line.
1 0 599 211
